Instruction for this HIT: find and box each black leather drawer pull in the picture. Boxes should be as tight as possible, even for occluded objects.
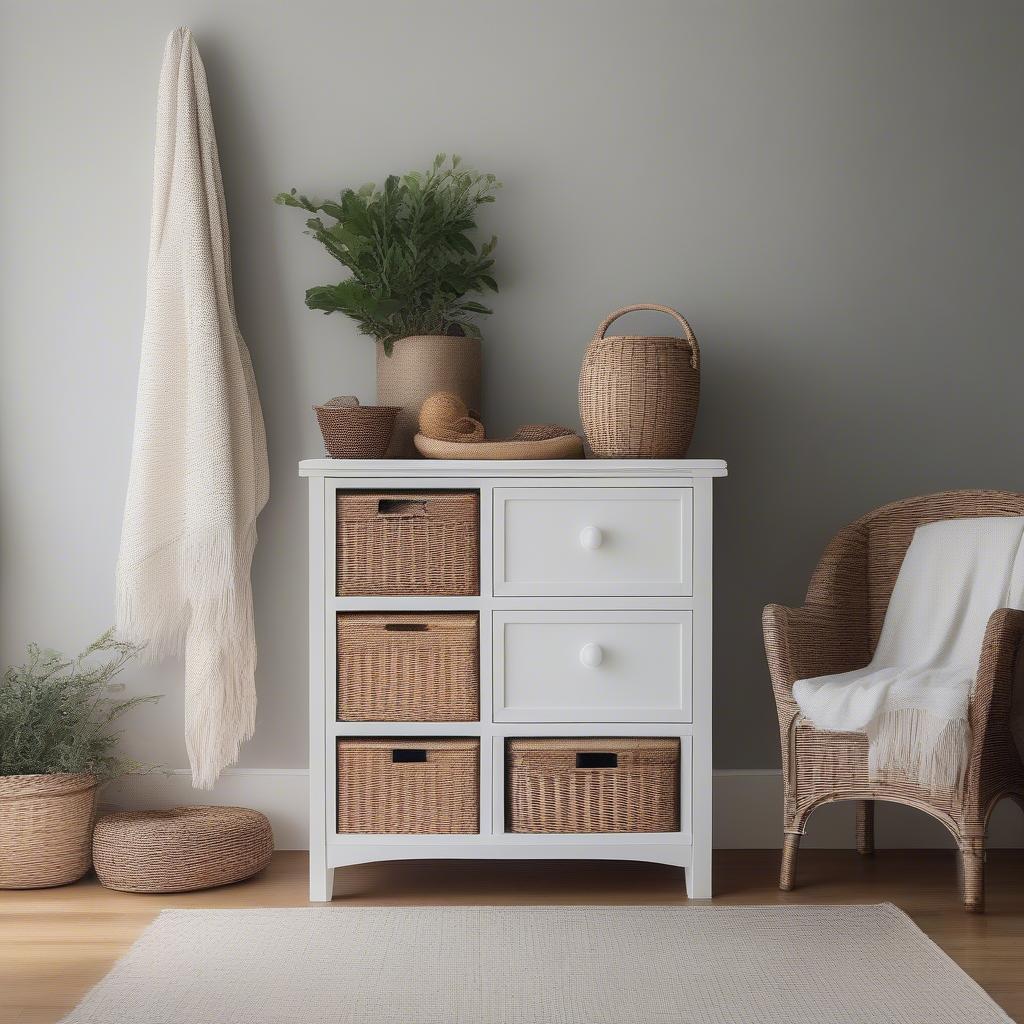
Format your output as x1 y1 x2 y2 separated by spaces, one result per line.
392 749 427 763
576 752 618 769
377 499 427 516
384 623 428 632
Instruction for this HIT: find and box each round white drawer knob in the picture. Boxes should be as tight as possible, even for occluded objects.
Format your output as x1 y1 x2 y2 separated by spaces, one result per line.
579 643 604 668
579 525 603 550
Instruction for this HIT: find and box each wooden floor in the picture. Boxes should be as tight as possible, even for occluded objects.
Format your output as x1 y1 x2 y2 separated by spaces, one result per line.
2 849 1023 1023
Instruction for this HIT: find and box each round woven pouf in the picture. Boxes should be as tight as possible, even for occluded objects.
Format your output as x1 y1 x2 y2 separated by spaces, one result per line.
92 806 273 893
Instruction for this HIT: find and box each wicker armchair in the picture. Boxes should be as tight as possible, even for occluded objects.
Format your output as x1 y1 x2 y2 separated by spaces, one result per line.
763 490 1024 912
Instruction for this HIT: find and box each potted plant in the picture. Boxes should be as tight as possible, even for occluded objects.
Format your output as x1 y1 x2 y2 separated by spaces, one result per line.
276 154 500 455
0 630 156 888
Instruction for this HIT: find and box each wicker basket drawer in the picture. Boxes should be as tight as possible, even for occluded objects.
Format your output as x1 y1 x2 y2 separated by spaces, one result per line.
337 738 480 834
336 491 479 596
506 737 680 833
337 613 479 722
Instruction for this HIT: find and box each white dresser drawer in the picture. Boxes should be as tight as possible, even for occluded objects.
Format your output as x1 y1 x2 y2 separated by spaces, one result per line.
493 611 692 722
493 487 693 596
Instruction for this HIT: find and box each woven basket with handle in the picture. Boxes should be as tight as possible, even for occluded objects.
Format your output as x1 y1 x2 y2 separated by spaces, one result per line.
579 304 701 458
506 737 680 833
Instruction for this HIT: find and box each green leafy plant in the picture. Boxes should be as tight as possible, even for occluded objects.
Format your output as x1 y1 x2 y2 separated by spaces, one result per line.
275 154 500 354
0 629 158 781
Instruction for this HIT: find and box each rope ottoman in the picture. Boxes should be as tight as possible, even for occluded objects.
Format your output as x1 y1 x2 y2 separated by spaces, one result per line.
92 806 273 892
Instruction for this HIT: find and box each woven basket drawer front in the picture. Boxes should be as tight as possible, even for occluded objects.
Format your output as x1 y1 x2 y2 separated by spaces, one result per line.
337 738 480 834
337 613 479 722
336 491 479 596
506 737 680 833
494 487 693 596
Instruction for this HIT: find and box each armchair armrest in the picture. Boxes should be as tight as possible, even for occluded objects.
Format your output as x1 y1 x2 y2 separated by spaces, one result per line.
762 604 870 717
969 607 1024 750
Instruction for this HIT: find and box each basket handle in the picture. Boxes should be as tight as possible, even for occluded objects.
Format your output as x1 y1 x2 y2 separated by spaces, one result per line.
594 304 700 370
392 749 427 763
384 622 428 632
377 498 427 518
576 752 618 769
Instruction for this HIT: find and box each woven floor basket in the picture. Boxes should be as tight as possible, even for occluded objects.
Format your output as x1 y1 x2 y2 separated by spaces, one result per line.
337 738 480 834
579 304 701 458
0 773 97 888
507 738 680 833
92 806 274 892
336 491 479 596
337 613 479 721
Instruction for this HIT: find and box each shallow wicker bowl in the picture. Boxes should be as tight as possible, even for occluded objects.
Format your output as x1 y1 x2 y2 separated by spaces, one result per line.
414 433 583 460
314 404 399 459
92 805 273 893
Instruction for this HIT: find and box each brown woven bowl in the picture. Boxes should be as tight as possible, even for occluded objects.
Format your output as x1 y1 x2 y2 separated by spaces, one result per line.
314 403 399 459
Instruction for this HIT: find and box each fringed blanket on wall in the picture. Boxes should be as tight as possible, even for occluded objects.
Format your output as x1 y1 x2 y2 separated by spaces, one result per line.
115 27 269 789
794 516 1024 794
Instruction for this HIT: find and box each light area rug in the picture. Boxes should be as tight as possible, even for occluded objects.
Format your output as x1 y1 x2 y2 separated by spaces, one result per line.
61 904 1010 1024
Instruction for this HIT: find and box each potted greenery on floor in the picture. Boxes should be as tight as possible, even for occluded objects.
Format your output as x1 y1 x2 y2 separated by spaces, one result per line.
0 630 155 888
276 154 500 456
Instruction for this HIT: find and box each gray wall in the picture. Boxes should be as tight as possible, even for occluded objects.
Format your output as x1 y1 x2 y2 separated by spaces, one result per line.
2 0 1022 776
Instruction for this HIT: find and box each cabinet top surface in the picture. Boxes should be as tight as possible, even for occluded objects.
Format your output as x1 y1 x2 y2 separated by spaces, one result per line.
299 458 727 479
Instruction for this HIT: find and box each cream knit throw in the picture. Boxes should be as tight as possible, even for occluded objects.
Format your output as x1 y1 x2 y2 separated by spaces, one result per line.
115 28 269 789
794 517 1024 794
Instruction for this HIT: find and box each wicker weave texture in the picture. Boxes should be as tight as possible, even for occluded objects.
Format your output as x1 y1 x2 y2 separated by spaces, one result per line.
92 805 273 892
337 613 479 721
314 403 399 459
0 773 97 888
337 738 480 834
335 491 479 596
579 305 700 459
507 737 680 833
763 489 1024 911
376 335 482 457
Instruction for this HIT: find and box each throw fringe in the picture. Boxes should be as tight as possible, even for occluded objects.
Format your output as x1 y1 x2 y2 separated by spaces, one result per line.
865 708 970 795
115 524 260 789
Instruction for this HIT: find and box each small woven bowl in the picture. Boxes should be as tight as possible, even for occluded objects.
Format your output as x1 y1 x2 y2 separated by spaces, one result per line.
314 403 399 459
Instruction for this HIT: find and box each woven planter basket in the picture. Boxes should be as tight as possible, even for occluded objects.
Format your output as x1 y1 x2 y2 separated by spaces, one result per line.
314 401 399 459
92 806 273 892
377 335 482 457
337 612 479 721
335 490 479 596
506 737 680 833
579 304 700 458
337 738 480 834
0 773 97 888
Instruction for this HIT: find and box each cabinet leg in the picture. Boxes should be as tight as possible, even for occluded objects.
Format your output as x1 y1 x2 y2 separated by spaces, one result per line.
685 850 712 899
310 865 334 902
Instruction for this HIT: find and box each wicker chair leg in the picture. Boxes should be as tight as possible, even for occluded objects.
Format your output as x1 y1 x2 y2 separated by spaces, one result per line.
780 833 801 891
958 845 985 914
855 801 875 855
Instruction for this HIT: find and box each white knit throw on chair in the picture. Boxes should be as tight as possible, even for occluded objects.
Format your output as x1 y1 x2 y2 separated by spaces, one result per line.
115 27 269 789
794 517 1024 794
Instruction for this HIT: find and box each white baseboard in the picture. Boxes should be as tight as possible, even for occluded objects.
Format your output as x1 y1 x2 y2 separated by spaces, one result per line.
105 768 1024 852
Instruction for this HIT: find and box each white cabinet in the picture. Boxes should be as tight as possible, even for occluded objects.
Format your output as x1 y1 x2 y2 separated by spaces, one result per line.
300 459 726 903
